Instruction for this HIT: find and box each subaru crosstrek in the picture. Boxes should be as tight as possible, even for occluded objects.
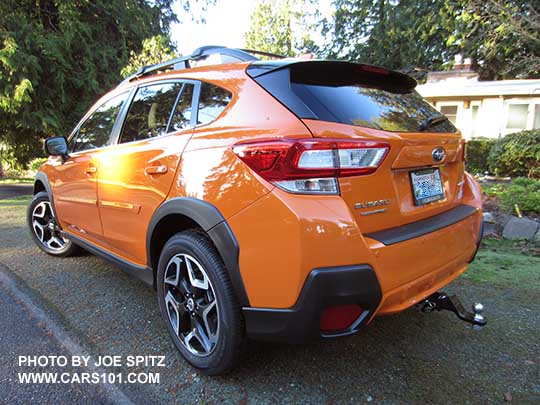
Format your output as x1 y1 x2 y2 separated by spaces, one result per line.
28 46 484 375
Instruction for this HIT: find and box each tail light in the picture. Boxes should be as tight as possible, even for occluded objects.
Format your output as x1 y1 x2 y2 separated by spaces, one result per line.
232 138 389 194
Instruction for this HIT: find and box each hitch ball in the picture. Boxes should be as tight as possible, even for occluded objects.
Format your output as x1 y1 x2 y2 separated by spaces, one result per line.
473 303 484 313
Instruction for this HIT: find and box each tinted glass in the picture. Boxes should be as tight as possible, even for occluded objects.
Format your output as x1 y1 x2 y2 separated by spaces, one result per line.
119 83 183 143
248 62 456 133
70 93 127 153
292 83 456 133
169 83 195 131
197 82 232 125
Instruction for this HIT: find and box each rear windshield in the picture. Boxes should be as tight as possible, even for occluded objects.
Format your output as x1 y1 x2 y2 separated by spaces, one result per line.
248 61 456 133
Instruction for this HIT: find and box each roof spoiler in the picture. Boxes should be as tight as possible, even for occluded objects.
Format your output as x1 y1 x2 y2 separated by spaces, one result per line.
248 60 417 93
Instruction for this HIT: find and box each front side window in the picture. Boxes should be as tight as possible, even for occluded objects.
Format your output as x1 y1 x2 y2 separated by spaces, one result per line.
119 82 184 143
197 82 232 125
70 93 128 153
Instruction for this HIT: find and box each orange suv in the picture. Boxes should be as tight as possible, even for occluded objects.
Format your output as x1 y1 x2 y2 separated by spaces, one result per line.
28 46 484 375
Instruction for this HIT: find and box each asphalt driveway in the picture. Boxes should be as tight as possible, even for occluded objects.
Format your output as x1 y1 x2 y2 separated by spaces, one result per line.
0 195 539 403
0 183 33 199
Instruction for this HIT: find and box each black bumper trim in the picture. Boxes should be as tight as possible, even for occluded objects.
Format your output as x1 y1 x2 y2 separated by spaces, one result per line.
243 265 382 344
365 204 478 246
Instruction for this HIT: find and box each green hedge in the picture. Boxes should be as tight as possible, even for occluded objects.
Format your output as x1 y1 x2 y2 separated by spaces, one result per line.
488 130 540 179
466 137 496 174
484 178 540 215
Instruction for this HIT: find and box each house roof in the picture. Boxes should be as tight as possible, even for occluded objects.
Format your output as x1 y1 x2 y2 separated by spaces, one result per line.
417 78 540 99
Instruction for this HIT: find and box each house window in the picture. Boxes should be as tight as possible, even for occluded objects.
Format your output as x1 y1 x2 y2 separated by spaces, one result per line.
440 105 458 124
471 105 480 137
506 104 528 129
534 105 540 129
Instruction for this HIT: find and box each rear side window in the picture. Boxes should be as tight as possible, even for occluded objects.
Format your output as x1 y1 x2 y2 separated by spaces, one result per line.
70 92 128 153
169 83 195 131
248 62 456 133
197 82 232 125
119 82 183 143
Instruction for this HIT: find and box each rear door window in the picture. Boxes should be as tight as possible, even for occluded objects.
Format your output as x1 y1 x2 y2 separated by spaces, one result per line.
196 82 232 125
119 82 184 143
70 92 128 153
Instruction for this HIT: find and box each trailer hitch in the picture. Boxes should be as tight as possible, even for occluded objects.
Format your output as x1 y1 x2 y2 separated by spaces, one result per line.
418 292 487 328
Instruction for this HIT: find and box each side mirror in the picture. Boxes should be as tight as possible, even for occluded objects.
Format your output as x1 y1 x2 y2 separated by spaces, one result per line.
44 136 69 158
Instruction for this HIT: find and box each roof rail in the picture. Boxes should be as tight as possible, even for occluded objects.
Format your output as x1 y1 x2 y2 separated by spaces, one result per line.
239 48 287 60
118 46 262 86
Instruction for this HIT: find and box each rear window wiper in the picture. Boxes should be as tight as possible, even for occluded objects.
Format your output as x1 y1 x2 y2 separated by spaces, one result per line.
419 115 448 131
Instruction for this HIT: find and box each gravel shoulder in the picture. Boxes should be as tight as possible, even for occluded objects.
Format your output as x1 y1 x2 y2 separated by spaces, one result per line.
0 195 539 403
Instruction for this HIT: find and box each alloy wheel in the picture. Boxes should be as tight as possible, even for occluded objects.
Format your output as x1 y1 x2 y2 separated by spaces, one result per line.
31 201 69 251
163 253 220 356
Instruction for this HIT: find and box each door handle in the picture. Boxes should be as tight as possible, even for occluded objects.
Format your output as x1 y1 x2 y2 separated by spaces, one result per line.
145 165 168 175
84 166 97 174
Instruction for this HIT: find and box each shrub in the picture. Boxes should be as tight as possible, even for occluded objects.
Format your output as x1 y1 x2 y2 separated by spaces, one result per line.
498 177 540 215
488 130 540 178
27 157 47 173
466 137 496 174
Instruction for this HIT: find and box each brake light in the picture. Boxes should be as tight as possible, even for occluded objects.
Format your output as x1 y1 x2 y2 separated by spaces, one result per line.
232 139 389 194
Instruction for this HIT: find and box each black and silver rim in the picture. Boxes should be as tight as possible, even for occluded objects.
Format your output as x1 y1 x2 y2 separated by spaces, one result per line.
163 254 220 357
31 201 69 251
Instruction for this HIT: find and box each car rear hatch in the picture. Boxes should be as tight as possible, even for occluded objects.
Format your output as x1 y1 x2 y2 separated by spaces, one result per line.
247 60 466 234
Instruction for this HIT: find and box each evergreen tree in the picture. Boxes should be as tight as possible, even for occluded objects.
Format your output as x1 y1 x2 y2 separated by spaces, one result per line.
0 0 178 165
245 0 318 57
121 35 178 78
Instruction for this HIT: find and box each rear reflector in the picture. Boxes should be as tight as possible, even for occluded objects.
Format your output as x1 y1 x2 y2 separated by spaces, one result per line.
232 138 389 194
320 304 363 332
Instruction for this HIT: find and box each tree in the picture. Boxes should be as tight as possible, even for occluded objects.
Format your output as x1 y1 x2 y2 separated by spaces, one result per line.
325 0 455 72
245 0 318 57
0 0 178 166
121 35 178 78
325 0 540 80
447 0 540 80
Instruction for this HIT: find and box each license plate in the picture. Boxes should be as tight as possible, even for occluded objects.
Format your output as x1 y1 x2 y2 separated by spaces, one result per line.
410 168 444 205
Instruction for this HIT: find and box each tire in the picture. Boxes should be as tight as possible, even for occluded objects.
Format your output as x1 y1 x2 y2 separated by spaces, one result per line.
27 191 78 257
156 230 244 375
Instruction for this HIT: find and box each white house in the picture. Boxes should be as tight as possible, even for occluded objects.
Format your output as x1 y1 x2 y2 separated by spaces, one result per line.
416 61 540 140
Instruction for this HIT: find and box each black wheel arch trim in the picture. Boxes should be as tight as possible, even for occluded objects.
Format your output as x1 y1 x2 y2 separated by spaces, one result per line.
34 172 60 222
146 197 249 306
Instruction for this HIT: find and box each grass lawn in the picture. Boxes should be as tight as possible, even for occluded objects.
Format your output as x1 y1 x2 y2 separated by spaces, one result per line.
0 195 32 207
464 238 540 287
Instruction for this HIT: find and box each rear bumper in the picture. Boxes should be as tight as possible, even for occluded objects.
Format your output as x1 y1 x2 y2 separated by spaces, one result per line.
243 265 382 343
242 204 483 343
